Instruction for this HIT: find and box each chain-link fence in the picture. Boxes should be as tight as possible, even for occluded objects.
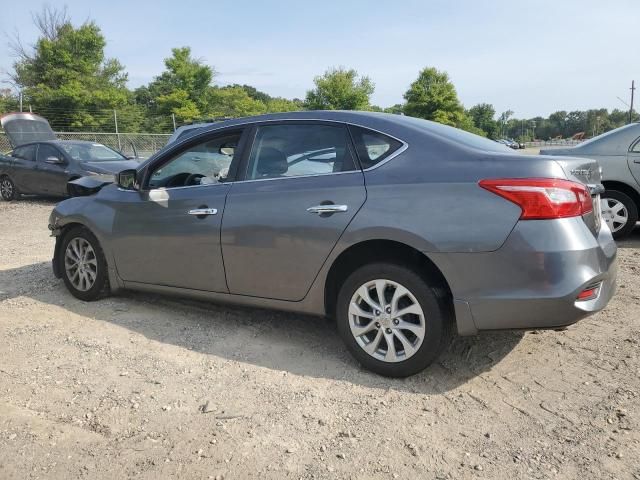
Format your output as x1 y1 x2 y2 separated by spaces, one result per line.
0 131 171 158
524 139 583 148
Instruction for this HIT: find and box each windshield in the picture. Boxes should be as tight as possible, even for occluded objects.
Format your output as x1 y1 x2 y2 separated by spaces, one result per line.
59 143 126 162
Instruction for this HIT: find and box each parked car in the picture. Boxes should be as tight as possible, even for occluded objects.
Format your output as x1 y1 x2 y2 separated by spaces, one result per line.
507 138 526 149
541 123 640 238
0 113 139 200
166 117 233 145
496 138 523 150
48 111 617 377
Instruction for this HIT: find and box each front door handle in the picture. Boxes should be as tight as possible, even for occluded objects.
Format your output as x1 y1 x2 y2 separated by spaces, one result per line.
307 204 348 215
188 208 218 216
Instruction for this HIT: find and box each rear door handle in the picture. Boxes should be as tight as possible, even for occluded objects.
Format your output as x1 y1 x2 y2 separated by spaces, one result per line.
307 204 348 214
634 159 640 164
188 208 217 216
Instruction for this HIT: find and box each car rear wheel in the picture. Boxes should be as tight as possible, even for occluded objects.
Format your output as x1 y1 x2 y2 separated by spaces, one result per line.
59 226 110 301
336 262 452 377
0 176 18 201
601 190 638 239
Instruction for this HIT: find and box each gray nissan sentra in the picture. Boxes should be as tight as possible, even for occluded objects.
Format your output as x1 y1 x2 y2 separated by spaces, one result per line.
48 111 617 377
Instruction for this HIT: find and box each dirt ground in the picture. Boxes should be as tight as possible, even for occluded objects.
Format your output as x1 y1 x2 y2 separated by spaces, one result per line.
0 199 639 480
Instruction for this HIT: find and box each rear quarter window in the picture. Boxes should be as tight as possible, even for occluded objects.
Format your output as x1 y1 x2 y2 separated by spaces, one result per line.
349 126 403 169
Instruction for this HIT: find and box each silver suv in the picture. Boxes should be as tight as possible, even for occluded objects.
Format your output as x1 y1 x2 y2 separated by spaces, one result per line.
542 123 640 238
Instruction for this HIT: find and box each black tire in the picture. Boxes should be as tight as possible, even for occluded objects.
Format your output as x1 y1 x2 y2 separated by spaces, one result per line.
336 262 452 377
0 175 18 201
59 226 110 301
602 190 638 239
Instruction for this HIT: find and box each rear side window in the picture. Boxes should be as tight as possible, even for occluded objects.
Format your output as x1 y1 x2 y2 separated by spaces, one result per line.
246 124 357 180
349 126 403 169
630 137 640 153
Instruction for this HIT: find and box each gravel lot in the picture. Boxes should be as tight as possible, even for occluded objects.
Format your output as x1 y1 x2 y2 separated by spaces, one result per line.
0 199 639 480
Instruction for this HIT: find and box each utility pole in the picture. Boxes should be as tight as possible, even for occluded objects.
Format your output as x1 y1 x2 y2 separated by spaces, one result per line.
114 109 122 151
19 91 23 112
630 80 636 123
171 113 177 132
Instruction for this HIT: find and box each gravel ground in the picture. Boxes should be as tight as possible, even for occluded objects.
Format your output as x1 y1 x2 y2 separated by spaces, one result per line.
0 199 639 480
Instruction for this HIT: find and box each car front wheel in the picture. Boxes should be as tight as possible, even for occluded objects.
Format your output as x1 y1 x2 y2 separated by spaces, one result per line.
59 226 110 301
0 176 18 201
336 262 452 377
601 190 638 239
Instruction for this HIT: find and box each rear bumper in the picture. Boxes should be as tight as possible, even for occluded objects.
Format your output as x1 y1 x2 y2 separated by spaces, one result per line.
430 217 618 335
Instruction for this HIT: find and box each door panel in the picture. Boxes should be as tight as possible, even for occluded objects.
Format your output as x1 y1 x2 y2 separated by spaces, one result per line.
111 184 230 292
10 144 41 193
110 128 246 292
222 172 366 301
36 144 70 195
628 151 640 186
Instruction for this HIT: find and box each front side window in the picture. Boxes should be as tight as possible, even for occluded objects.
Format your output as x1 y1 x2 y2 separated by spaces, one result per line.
12 144 37 161
37 144 63 163
149 132 241 189
349 126 403 169
246 124 356 180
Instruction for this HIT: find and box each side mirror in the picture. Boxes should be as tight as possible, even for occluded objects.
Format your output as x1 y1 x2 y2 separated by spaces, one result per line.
116 169 139 190
219 143 236 156
45 156 65 165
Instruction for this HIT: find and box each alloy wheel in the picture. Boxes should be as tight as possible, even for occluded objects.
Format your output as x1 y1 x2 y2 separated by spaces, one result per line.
0 178 14 199
64 237 98 291
600 197 628 233
348 279 426 363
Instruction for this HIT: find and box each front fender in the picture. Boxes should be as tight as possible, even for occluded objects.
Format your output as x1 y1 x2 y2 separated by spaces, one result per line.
48 192 124 291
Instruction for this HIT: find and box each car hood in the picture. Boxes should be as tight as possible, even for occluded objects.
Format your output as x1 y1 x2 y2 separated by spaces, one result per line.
0 113 57 147
67 175 116 197
80 159 140 173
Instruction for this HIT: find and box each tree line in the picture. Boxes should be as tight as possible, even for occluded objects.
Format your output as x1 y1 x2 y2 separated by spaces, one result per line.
1 7 637 139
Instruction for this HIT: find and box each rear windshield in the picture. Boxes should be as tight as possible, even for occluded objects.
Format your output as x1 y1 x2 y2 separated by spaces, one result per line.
397 116 512 153
574 123 637 149
59 143 126 162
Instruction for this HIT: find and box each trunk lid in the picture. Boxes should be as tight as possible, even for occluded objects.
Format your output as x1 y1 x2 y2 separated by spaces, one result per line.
0 113 57 148
552 155 603 234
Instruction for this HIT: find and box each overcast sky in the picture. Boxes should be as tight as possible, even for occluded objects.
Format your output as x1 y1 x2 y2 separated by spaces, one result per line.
0 0 637 118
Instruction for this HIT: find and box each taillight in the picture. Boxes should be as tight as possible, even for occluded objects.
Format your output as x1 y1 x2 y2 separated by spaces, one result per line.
479 178 593 220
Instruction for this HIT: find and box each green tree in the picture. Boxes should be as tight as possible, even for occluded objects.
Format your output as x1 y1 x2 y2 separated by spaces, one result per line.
0 89 19 114
266 97 303 113
384 104 405 115
304 67 374 110
403 67 478 133
205 86 267 118
10 8 133 131
144 47 214 124
467 103 497 138
226 84 272 104
404 67 461 124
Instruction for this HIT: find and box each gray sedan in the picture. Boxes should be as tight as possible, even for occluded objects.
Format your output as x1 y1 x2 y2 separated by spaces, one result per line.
48 111 617 377
541 123 640 238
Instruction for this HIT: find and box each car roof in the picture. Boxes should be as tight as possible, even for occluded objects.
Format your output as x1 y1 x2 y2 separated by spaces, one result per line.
178 110 512 154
